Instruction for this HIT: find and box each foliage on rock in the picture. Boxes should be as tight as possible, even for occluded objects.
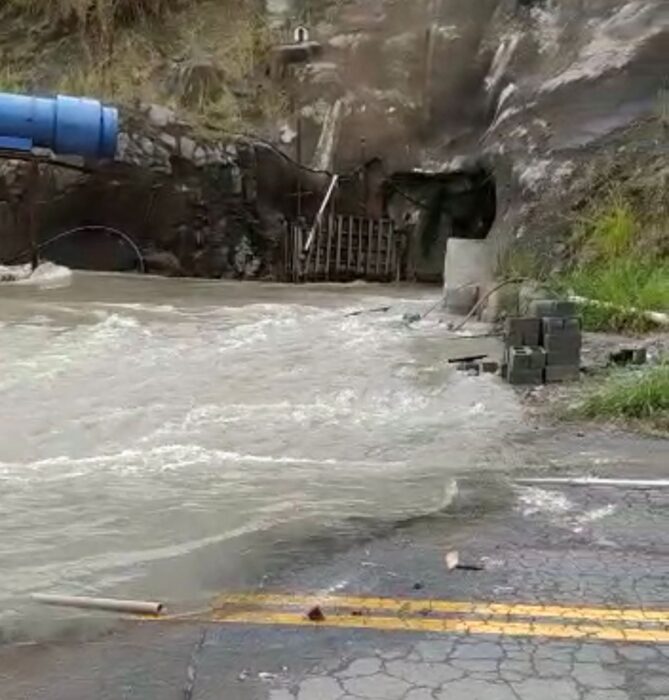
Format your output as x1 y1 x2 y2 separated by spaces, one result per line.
0 0 287 134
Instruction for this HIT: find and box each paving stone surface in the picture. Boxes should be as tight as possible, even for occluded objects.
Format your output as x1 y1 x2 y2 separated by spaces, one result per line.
3 447 669 700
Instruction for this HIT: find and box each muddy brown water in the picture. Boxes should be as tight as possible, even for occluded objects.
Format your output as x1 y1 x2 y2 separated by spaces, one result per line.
0 272 524 640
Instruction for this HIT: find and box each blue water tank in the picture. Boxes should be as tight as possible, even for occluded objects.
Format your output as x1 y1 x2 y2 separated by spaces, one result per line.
0 92 118 159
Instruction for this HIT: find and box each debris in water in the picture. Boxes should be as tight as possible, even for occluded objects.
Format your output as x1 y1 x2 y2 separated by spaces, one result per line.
346 306 392 317
413 582 424 591
307 605 326 622
445 551 460 571
258 672 278 682
449 354 487 364
238 670 249 682
403 312 422 324
445 551 484 572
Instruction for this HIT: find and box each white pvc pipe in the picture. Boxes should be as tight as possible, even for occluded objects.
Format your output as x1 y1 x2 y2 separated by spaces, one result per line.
569 295 669 326
516 477 669 489
32 594 164 616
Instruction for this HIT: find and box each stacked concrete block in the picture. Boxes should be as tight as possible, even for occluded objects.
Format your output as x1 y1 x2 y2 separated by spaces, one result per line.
504 317 541 348
541 317 582 383
529 299 578 319
502 302 582 385
507 346 546 385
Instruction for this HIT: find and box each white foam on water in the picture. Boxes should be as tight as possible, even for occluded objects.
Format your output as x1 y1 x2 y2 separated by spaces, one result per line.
571 505 617 534
516 486 617 533
517 486 573 517
23 262 72 288
0 444 407 480
0 263 32 282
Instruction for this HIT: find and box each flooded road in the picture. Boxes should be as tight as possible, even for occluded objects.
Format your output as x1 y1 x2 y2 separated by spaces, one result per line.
0 273 522 640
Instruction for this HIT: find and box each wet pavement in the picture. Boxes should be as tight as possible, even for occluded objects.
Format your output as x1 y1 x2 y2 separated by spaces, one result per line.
1 275 668 698
3 430 669 700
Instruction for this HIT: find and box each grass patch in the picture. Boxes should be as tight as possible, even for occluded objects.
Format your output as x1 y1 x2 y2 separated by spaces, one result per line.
563 258 669 332
569 363 669 432
576 303 660 334
0 64 27 91
5 0 176 34
1 0 286 133
553 188 669 333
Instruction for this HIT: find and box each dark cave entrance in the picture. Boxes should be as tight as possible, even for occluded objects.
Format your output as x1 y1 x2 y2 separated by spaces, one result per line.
386 166 497 283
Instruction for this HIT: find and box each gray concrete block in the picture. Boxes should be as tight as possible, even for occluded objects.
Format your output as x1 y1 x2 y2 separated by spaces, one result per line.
542 316 582 337
530 347 547 370
544 333 582 349
609 347 647 366
529 299 578 318
508 368 544 385
543 330 582 345
542 323 582 354
508 345 547 372
505 317 541 347
545 365 581 383
546 348 581 366
508 346 533 370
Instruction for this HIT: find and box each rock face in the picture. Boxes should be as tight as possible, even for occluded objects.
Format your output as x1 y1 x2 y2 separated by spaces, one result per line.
282 0 668 263
2 2 666 279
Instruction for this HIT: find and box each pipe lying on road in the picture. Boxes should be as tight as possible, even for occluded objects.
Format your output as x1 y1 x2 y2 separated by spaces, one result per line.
516 477 669 489
569 295 669 327
32 594 163 616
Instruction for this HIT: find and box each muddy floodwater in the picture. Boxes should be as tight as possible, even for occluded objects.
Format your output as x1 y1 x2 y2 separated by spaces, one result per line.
1 271 668 646
0 273 532 637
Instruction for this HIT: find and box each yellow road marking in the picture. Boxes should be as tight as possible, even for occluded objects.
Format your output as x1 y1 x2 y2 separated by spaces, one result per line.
210 609 669 644
212 592 669 625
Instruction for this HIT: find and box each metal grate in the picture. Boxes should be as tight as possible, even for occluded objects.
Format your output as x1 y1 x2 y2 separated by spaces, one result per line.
285 215 402 283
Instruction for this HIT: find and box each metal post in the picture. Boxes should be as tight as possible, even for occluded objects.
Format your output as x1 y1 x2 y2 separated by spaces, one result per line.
302 174 339 256
26 158 40 270
296 112 303 220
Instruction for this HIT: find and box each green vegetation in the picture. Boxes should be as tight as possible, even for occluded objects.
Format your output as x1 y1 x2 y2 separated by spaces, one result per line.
554 189 669 333
5 0 175 30
0 0 286 133
569 363 669 432
495 246 547 281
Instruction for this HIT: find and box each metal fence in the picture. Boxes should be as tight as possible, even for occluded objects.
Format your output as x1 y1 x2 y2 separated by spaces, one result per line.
285 215 402 283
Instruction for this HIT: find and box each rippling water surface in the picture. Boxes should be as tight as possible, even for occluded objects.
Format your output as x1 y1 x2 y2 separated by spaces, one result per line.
0 273 522 636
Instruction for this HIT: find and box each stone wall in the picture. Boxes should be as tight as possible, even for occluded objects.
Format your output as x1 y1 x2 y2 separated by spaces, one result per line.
0 103 301 279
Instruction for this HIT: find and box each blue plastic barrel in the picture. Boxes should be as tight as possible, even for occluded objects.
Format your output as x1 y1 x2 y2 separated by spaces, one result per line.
0 92 118 159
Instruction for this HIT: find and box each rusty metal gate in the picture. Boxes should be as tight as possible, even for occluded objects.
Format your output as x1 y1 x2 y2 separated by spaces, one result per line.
285 215 402 282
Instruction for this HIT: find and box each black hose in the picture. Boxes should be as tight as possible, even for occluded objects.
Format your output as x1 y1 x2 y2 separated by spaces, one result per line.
6 225 145 273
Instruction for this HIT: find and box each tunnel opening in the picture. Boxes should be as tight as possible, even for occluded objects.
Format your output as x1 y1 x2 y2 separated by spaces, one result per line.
385 165 496 284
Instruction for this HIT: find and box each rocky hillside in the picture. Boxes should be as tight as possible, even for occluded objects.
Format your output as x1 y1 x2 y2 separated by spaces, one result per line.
0 0 667 278
284 0 668 263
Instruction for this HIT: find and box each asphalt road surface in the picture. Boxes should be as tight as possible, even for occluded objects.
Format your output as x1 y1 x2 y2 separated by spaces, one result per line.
2 427 669 700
